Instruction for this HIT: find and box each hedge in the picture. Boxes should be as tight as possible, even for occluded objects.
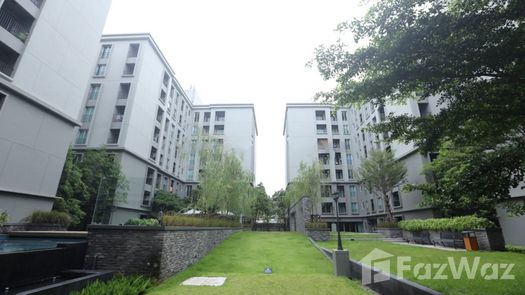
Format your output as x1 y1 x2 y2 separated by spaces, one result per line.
29 210 71 226
162 214 240 227
125 218 160 226
398 216 495 232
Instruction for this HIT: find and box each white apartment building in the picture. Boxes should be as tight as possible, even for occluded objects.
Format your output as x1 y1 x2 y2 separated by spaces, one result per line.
73 34 257 224
0 0 111 222
284 102 439 232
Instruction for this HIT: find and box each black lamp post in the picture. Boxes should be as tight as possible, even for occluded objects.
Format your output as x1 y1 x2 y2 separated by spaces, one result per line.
332 191 343 251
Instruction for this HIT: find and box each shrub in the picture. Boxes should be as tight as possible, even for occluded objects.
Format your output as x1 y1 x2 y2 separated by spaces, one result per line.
125 218 160 226
305 221 329 229
30 210 71 226
398 216 495 232
162 214 239 227
71 275 153 295
506 245 525 254
0 211 8 225
377 220 399 228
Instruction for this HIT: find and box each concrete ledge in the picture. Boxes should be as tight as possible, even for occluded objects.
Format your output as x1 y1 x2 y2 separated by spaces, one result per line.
8 231 87 238
87 224 242 231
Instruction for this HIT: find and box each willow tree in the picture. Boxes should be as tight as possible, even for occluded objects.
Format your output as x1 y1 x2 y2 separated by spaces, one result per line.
358 150 407 222
286 161 322 219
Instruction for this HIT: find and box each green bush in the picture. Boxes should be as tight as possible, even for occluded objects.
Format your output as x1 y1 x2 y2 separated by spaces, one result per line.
506 245 525 254
30 210 71 226
377 220 399 228
162 214 239 227
70 275 153 295
0 211 8 224
305 221 329 229
125 218 160 226
398 216 495 232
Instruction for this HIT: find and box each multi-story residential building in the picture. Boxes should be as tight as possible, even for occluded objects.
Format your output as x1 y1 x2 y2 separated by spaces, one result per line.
284 102 439 232
0 0 111 222
73 33 257 225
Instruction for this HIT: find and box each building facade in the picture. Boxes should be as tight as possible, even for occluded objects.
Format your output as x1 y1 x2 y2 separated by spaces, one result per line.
284 102 439 232
0 0 111 222
73 34 257 224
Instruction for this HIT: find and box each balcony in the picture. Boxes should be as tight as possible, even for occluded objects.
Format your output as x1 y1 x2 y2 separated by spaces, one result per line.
0 43 17 76
0 1 34 43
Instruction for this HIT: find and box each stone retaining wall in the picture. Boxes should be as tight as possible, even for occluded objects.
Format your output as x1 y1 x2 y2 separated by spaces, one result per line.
85 225 240 280
402 228 505 250
306 228 330 241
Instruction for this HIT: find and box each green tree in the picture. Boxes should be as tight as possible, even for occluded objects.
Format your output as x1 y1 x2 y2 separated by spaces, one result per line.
358 150 407 221
251 183 273 222
286 161 322 219
272 189 288 224
53 149 89 226
77 148 128 227
313 0 525 218
197 141 253 216
151 190 190 214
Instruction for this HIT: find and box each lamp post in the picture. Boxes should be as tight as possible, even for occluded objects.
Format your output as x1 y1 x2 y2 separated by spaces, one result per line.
332 191 343 250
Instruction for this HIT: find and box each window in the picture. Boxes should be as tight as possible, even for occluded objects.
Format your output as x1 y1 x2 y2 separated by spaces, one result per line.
128 43 139 58
333 139 340 149
214 125 224 135
146 168 155 185
317 138 329 149
336 169 343 180
118 83 131 100
392 191 401 207
81 107 94 123
159 154 164 166
194 112 200 122
316 124 327 134
322 169 330 179
164 119 169 132
88 84 101 100
75 129 88 144
321 202 333 214
371 199 375 212
338 203 347 215
159 90 167 103
123 63 135 75
163 72 170 87
335 153 342 165
418 102 430 117
331 125 339 134
341 111 347 121
364 145 368 158
315 110 325 120
156 107 164 122
349 185 357 198
202 125 209 135
150 146 157 160
378 197 384 211
204 112 211 122
153 127 160 143
346 154 352 166
343 125 349 134
215 111 225 122
107 129 120 144
94 64 106 76
186 185 193 197
330 111 337 121
321 185 331 198
170 86 175 98
351 202 358 214
319 153 329 165
348 169 354 179
155 173 162 189
337 185 345 196
344 139 351 150
192 126 198 135
378 105 386 121
99 45 111 59
113 106 125 122
359 113 363 123
142 191 151 206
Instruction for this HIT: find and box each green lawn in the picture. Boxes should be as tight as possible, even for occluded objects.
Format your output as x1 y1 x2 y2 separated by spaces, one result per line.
149 232 369 295
318 240 525 295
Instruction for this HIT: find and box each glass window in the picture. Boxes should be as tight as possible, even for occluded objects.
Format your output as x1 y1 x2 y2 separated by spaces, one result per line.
88 84 101 100
315 110 326 120
338 203 347 215
75 129 88 144
100 45 111 59
321 202 333 214
94 64 106 76
81 107 94 122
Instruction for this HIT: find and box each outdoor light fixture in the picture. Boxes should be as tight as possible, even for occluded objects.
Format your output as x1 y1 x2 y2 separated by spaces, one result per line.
332 191 343 251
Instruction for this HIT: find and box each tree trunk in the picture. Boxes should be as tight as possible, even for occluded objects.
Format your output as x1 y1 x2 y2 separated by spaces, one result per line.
383 192 394 221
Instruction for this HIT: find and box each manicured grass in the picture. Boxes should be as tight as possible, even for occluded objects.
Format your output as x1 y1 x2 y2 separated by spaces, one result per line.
318 240 525 295
149 232 369 295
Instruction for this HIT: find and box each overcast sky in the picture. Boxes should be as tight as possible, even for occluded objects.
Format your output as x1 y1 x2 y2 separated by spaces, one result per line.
103 0 369 195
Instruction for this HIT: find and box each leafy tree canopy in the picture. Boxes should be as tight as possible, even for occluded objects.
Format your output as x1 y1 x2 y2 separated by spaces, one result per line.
151 190 190 214
358 149 407 221
313 0 525 217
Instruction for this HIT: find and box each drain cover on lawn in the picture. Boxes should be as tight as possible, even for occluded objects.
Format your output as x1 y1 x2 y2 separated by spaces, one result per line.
181 277 226 286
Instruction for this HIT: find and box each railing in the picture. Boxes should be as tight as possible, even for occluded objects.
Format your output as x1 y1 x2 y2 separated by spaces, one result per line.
0 59 14 76
0 9 31 43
